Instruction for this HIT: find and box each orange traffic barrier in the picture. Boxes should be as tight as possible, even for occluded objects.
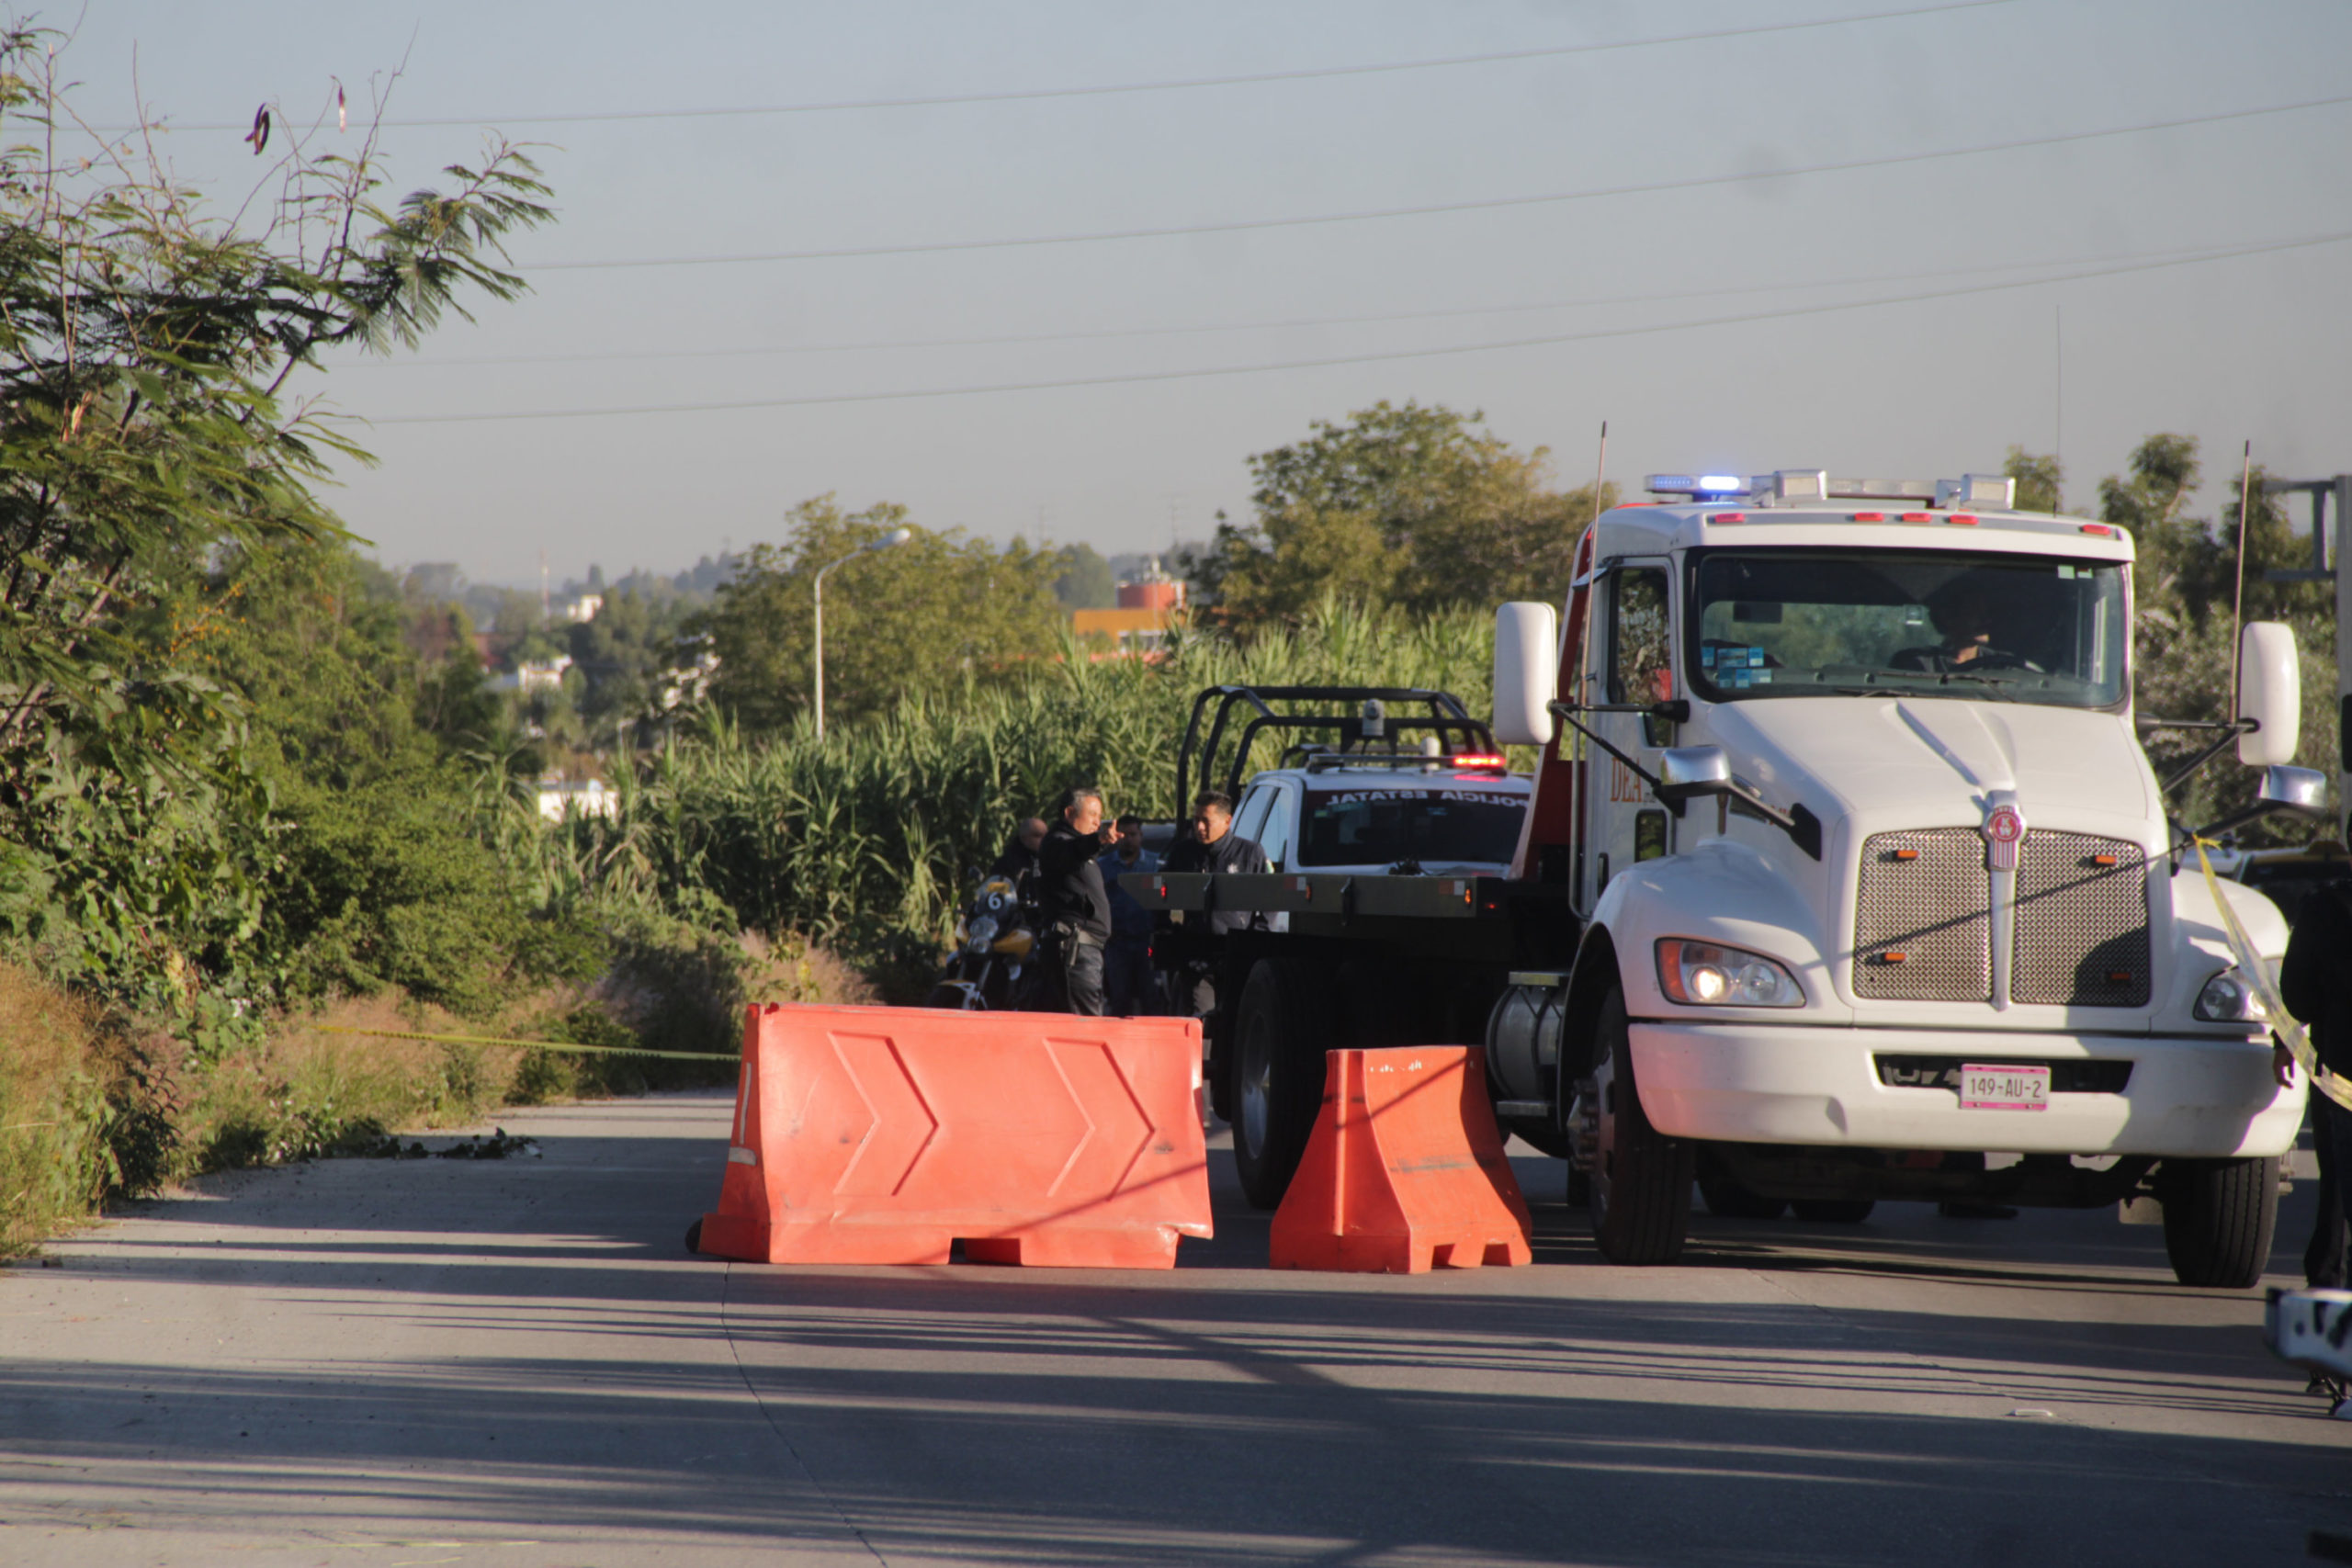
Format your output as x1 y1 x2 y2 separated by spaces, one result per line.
1270 1046 1532 1273
695 1004 1212 1269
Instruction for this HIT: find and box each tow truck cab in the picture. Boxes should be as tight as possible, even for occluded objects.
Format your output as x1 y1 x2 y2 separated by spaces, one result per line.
1485 469 2331 1280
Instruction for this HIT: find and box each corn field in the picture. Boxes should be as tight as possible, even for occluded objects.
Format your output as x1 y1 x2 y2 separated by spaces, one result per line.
514 601 1498 996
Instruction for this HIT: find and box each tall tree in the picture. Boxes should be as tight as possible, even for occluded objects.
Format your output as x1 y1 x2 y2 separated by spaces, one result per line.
0 24 553 1018
1053 544 1117 609
2004 447 2064 514
0 26 548 753
696 498 1066 734
1196 401 1613 624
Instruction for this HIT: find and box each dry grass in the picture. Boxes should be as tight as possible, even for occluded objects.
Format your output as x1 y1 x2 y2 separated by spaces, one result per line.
187 988 542 1168
0 962 112 1256
4 929 879 1248
742 931 878 1008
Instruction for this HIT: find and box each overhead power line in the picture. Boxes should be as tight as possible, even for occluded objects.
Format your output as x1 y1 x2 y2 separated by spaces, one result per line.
116 3 2012 132
525 93 2352 273
363 230 2352 425
337 236 2322 371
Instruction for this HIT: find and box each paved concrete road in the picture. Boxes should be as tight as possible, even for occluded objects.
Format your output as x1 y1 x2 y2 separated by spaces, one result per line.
6 1090 2348 1567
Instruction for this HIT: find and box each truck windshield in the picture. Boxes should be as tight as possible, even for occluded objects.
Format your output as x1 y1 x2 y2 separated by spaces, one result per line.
1297 788 1525 868
1688 549 2127 709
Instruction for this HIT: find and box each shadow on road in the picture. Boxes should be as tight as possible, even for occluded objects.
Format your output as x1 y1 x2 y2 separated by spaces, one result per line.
9 1097 2348 1566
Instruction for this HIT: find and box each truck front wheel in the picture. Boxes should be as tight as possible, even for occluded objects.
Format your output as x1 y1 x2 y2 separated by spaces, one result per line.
1588 987 1693 1264
1229 958 1333 1211
2159 1156 2279 1289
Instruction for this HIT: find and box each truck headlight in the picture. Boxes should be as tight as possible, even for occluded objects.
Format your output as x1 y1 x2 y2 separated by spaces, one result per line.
1657 939 1804 1008
2193 965 2270 1023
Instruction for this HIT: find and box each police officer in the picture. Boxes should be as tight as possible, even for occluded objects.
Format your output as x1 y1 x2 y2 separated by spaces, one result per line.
1036 786 1120 1015
2279 869 2352 1373
1099 813 1159 1016
1160 790 1268 1019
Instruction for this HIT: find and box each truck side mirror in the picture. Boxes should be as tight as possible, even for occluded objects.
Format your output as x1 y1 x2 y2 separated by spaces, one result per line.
2185 763 2330 848
2255 764 2329 817
2237 622 2301 766
1493 601 1557 747
1652 745 1733 807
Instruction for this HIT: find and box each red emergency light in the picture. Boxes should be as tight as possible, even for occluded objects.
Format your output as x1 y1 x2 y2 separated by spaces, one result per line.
1451 753 1509 772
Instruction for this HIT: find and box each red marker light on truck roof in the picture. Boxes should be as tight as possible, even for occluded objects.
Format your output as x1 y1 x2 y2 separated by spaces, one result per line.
2079 523 2116 536
1851 511 1886 522
1947 513 1977 525
1711 511 1747 524
1900 512 1931 523
1451 753 1508 771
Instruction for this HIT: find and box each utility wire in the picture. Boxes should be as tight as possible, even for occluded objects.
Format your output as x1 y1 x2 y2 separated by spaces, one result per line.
112 3 2013 132
364 229 2352 425
524 93 2352 272
334 235 2322 371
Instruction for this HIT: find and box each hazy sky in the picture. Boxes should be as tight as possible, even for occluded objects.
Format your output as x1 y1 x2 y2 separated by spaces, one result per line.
49 1 2352 586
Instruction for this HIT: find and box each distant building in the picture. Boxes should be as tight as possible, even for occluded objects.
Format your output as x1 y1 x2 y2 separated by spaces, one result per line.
1117 579 1183 612
536 779 618 822
487 655 573 694
560 593 604 624
1073 558 1185 655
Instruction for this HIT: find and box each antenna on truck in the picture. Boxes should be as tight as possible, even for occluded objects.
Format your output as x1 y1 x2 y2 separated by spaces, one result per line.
1590 420 1609 528
2229 439 2254 722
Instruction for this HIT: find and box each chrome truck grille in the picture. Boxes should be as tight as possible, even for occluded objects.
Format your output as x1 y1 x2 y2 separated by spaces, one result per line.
2011 831 2151 1006
1853 829 2150 1006
1854 830 1989 1000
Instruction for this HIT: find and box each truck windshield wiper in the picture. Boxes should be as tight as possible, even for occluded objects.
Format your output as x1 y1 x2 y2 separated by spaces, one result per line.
1854 667 2020 700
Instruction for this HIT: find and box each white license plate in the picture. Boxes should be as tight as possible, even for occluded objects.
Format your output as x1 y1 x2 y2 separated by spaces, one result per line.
1959 1063 2050 1111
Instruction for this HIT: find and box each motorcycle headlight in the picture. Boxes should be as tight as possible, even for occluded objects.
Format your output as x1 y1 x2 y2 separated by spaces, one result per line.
965 914 1000 953
2193 965 2270 1023
1657 939 1804 1008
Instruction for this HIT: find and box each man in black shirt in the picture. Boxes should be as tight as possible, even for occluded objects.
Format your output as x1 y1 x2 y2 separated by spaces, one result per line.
2280 877 2352 1324
989 817 1048 882
1036 787 1121 1015
1160 791 1268 1018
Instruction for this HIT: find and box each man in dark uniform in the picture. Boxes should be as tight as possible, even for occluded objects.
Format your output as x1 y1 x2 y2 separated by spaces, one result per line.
1036 787 1121 1015
1099 814 1159 1016
989 817 1048 881
2279 871 2352 1403
1159 790 1267 1019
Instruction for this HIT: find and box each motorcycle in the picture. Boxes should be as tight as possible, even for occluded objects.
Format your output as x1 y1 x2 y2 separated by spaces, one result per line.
923 874 1043 1010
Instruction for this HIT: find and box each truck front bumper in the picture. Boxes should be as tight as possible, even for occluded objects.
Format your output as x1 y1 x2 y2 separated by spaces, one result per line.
1630 1021 2300 1159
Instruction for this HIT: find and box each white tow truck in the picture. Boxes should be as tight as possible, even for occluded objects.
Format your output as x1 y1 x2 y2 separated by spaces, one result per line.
1138 469 2333 1287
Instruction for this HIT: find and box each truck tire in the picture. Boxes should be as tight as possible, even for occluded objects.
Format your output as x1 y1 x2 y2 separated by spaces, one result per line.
1588 987 1693 1264
1696 1147 1788 1219
2160 1156 2279 1289
1230 957 1333 1211
1790 1199 1874 1224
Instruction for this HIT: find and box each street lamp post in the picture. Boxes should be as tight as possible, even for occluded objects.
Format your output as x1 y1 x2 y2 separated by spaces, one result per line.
812 526 912 741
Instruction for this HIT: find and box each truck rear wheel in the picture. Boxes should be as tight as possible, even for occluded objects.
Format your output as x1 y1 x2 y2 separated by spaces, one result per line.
1229 958 1333 1211
1588 987 1692 1264
2159 1156 2279 1289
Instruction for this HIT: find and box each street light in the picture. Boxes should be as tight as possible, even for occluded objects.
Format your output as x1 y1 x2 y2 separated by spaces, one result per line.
812 526 911 741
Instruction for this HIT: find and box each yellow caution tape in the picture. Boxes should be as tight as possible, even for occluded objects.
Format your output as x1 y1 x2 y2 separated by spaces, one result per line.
2193 839 2349 1111
307 1023 740 1064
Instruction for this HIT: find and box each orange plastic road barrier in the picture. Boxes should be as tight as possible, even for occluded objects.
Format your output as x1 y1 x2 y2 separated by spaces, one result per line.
695 1004 1212 1269
1270 1046 1532 1273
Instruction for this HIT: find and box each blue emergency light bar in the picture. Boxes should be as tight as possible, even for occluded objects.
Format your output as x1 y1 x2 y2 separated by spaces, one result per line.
1645 474 1748 498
